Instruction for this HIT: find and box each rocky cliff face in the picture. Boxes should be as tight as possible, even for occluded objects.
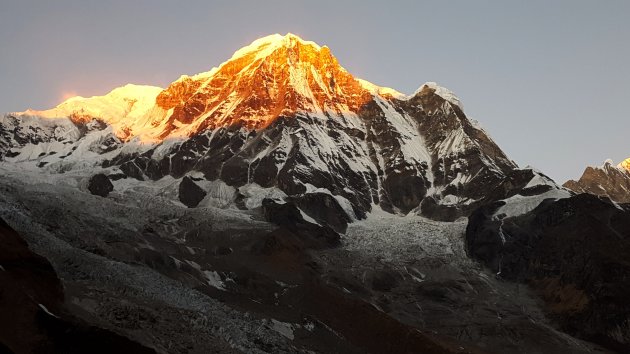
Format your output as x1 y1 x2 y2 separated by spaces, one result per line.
466 193 630 352
564 158 630 203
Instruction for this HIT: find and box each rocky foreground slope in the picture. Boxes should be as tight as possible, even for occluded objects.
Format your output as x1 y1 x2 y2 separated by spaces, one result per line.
0 168 605 354
467 193 630 352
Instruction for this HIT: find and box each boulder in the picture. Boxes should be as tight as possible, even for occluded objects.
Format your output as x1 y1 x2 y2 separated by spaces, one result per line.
291 192 351 233
87 174 114 197
261 198 340 249
178 176 207 208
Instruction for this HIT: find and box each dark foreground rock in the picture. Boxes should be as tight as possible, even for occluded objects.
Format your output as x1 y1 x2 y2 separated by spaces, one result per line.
0 218 155 354
466 193 630 352
178 176 207 207
261 198 340 249
87 173 114 197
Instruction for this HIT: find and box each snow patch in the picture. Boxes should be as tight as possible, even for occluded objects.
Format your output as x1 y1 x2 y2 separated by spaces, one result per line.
494 188 571 219
269 319 295 340
38 304 59 318
203 270 226 290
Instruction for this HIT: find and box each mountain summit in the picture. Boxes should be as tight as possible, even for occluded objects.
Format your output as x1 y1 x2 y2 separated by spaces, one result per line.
28 33 402 142
152 33 381 138
1 33 547 222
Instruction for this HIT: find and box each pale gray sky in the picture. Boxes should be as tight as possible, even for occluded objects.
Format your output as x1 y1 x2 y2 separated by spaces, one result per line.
1 0 629 182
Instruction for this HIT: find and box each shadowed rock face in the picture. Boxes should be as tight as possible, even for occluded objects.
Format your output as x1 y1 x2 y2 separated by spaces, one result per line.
107 86 517 223
261 198 340 249
564 160 630 203
0 218 155 354
88 173 114 197
466 194 630 352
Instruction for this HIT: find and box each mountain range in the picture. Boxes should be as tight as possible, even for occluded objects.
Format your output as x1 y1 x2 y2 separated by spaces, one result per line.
1 33 629 354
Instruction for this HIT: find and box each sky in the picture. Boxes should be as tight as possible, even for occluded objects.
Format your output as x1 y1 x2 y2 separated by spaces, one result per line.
1 0 629 182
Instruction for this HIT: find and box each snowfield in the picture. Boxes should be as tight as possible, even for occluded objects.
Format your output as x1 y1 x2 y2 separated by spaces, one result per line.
344 206 467 264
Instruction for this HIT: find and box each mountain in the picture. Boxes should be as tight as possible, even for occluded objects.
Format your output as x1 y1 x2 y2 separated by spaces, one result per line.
1 33 619 353
1 33 527 224
564 158 630 203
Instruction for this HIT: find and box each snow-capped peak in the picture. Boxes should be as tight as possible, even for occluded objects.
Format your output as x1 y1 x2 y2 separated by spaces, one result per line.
148 32 382 137
229 33 323 62
173 34 325 84
9 34 472 144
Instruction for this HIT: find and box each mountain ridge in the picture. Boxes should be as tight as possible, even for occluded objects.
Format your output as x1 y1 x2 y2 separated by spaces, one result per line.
1 33 555 224
17 34 457 142
564 158 630 203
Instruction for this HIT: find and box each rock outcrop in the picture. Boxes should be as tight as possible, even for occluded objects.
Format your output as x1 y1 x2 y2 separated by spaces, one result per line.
466 194 630 352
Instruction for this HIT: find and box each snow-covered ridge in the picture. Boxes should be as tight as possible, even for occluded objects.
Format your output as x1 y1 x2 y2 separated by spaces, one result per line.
494 169 571 219
230 33 323 61
563 158 630 204
25 84 162 118
1 33 520 222
19 84 164 141
8 34 471 144
357 79 407 100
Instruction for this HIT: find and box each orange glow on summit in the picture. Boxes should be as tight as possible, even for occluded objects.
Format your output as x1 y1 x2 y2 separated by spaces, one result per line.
21 33 406 143
60 90 80 101
619 158 630 172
